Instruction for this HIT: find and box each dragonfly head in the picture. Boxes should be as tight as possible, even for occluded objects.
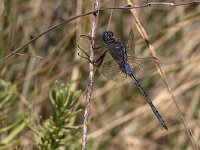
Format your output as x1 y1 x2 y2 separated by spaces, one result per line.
102 31 114 43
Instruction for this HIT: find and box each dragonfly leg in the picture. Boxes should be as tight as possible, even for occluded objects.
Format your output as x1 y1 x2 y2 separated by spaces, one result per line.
78 46 107 67
92 44 105 51
94 51 107 67
78 45 90 58
80 35 105 51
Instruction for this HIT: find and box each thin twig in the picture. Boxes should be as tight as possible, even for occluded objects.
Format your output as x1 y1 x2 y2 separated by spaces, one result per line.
81 0 99 150
70 0 83 91
1 10 4 20
107 0 116 31
7 52 43 59
1 1 200 61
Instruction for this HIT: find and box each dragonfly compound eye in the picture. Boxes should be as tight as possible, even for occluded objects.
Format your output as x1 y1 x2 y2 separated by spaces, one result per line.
107 31 114 37
102 31 114 42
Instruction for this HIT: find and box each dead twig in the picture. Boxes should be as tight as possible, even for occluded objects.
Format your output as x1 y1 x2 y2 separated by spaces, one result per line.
1 1 200 61
81 0 99 150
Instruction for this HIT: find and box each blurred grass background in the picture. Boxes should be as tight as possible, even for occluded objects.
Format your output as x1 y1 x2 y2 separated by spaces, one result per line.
0 0 200 149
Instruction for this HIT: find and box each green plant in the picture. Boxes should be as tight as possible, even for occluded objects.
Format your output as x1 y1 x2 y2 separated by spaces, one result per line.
36 83 82 150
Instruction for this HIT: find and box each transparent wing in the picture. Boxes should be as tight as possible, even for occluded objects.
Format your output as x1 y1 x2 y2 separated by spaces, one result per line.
102 58 127 81
77 35 92 52
125 30 135 56
128 56 158 80
77 35 107 60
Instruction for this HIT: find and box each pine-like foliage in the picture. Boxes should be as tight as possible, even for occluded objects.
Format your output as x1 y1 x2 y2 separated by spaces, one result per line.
36 83 82 150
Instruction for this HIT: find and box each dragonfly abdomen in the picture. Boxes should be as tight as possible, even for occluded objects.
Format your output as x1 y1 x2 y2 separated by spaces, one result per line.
120 63 133 75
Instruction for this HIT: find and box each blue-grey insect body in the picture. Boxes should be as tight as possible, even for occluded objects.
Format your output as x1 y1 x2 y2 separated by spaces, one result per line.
102 31 167 130
78 31 168 130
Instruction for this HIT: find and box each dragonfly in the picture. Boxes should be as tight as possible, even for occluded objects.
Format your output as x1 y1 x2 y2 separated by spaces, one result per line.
77 31 168 130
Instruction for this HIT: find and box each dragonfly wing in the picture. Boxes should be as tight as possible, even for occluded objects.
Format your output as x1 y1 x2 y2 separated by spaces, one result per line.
125 30 135 56
77 35 107 60
102 58 127 81
128 56 158 80
77 35 92 52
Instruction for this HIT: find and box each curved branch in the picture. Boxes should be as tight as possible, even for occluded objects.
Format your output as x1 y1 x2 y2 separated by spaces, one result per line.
1 1 200 61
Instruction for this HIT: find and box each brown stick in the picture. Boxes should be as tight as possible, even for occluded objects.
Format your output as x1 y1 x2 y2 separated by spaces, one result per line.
1 1 200 61
81 0 99 150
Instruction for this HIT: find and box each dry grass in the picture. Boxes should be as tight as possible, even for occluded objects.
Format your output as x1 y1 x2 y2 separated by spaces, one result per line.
0 0 200 149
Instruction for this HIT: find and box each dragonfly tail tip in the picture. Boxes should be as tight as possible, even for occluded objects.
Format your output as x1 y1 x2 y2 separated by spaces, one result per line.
163 125 168 130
